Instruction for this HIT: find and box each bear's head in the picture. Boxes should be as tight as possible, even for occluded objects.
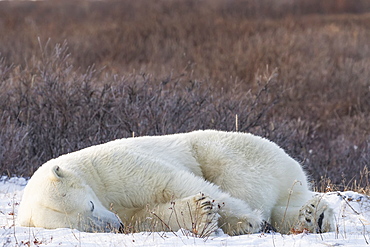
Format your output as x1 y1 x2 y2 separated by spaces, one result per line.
18 163 123 233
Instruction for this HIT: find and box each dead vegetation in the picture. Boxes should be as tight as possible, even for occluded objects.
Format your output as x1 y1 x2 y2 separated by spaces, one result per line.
0 0 369 192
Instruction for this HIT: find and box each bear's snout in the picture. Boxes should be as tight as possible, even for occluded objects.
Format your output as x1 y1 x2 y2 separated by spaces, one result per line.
118 222 125 233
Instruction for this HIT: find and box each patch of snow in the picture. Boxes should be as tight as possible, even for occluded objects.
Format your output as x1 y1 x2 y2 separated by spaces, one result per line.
0 177 369 246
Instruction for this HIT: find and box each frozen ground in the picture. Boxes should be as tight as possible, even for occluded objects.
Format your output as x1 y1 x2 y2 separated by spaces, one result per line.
0 177 369 247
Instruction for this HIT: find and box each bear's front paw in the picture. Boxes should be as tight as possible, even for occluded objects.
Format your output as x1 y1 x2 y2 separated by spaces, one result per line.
296 196 334 233
189 193 220 236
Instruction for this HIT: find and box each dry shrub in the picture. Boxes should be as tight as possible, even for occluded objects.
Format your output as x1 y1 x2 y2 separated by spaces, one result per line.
0 40 278 177
0 0 369 192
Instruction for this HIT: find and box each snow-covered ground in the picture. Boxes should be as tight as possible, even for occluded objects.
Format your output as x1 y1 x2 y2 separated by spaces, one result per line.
1 177 369 247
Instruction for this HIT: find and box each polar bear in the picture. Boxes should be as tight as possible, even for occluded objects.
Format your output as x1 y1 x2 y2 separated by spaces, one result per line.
18 130 334 235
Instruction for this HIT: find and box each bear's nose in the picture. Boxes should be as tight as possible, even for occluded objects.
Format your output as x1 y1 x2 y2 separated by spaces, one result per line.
118 222 125 233
105 222 124 233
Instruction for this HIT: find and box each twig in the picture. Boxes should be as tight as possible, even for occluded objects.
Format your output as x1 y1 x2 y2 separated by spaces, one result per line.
336 192 360 215
171 201 188 238
359 219 369 245
282 180 302 227
11 194 18 246
150 212 178 237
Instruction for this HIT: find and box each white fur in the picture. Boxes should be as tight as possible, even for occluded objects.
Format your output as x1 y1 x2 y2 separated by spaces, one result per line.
18 130 334 235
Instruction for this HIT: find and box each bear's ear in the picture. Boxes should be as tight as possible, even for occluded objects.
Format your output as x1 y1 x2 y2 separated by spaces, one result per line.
50 165 63 181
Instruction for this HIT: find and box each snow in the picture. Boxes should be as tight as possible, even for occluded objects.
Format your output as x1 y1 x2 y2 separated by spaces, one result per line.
1 177 369 246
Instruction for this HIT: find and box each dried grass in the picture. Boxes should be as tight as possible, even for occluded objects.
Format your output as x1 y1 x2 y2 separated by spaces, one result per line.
0 0 369 192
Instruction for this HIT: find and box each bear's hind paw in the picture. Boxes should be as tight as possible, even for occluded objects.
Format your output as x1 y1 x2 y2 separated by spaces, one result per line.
296 196 334 233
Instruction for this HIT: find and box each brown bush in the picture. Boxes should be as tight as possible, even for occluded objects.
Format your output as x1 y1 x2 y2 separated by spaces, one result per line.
0 0 369 192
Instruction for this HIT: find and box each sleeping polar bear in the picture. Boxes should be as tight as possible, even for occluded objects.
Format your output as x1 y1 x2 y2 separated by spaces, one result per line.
18 130 334 236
